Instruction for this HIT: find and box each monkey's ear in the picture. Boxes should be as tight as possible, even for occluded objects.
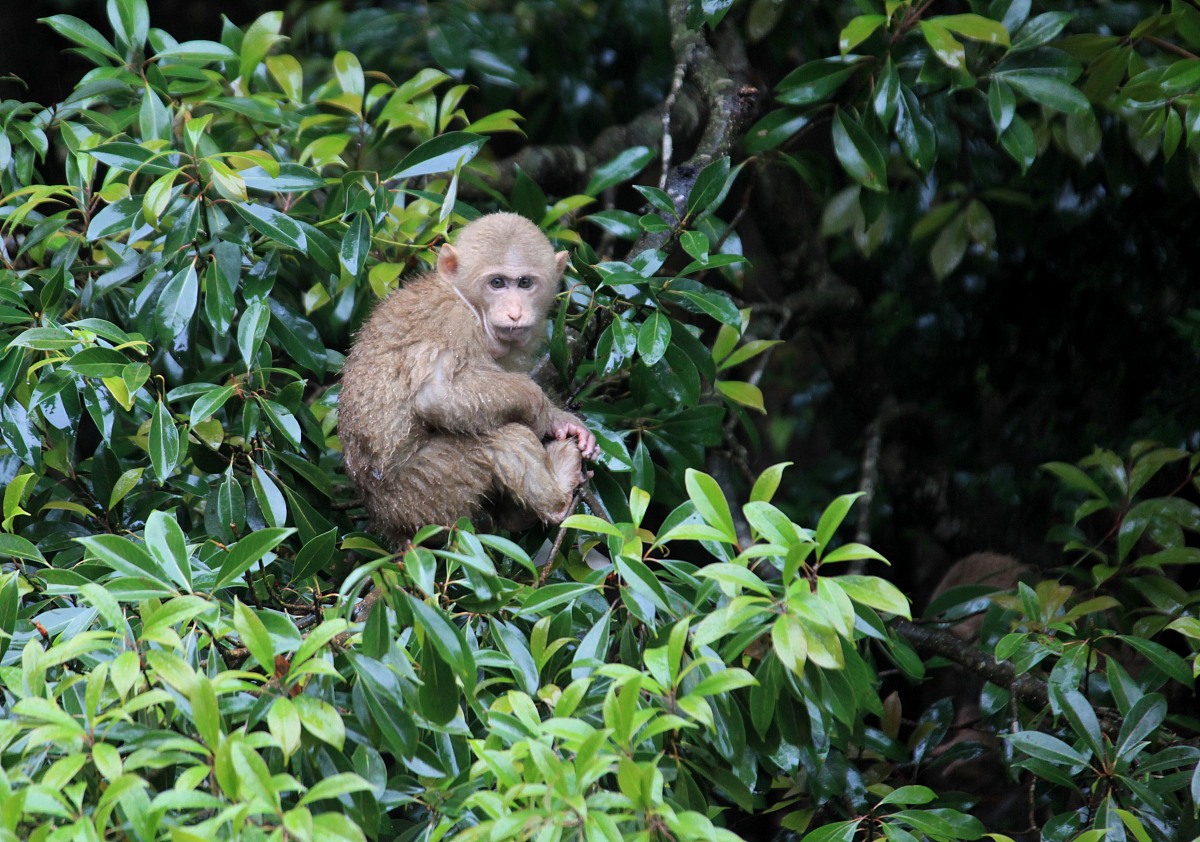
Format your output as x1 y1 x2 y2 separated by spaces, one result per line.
438 244 459 277
554 250 568 278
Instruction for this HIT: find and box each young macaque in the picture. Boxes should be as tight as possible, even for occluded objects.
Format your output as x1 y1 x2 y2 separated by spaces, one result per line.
338 213 600 545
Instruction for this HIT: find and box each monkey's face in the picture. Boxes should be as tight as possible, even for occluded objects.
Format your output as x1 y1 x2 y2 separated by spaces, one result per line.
437 213 569 361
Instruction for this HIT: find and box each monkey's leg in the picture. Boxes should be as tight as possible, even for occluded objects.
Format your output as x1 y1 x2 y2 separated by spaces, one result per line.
481 423 583 525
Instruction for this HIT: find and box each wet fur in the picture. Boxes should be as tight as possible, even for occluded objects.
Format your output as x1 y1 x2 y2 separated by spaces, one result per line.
338 213 588 545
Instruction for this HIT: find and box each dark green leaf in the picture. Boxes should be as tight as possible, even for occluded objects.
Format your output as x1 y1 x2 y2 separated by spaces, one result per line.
777 58 861 106
637 311 672 366
388 132 487 180
148 399 180 483
586 146 656 195
832 109 887 192
232 202 308 252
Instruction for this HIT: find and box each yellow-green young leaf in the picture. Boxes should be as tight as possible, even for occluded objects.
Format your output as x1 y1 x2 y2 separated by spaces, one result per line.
836 574 912 618
561 513 624 537
294 693 346 750
465 108 526 134
238 11 284 84
190 675 221 748
771 614 808 674
821 542 890 565
840 14 887 54
268 697 302 759
716 338 783 371
716 380 766 413
233 599 275 674
297 773 374 808
695 562 774 597
750 462 793 504
266 54 303 100
920 20 966 69
206 159 247 202
541 194 595 228
103 376 134 411
2 471 36 531
684 468 737 542
936 13 1010 46
711 323 741 365
142 167 180 227
39 500 95 520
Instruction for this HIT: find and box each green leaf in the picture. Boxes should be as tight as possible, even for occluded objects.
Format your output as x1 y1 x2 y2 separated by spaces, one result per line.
144 510 192 591
716 380 766 412
777 58 860 106
1115 693 1166 761
214 527 294 590
291 527 338 581
155 40 238 62
835 578 907 618
420 633 460 724
268 299 327 377
799 820 860 841
340 212 371 278
1012 12 1074 51
1116 635 1192 684
586 146 656 195
874 58 901 125
64 347 129 379
920 20 966 69
0 573 18 660
233 599 275 674
238 11 285 83
989 79 1016 133
839 15 887 54
406 593 476 693
637 311 672 366
814 492 862 550
686 156 737 218
232 202 308 252
1000 114 1037 172
40 15 122 61
689 668 757 697
1052 687 1103 760
238 298 270 368
148 399 180 484
937 13 1010 46
388 132 487 180
520 582 602 616
189 384 237 427
77 534 173 590
297 773 373 808
1007 730 1089 767
155 263 199 341
685 468 737 543
832 109 888 192
999 72 1091 114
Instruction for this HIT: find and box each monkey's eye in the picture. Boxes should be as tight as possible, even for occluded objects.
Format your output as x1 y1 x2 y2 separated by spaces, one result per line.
516 276 532 289
488 276 506 289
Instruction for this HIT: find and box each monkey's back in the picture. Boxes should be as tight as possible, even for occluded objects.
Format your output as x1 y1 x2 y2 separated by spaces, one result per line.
338 273 484 539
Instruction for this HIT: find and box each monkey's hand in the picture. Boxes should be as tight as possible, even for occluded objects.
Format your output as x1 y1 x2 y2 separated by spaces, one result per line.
548 412 601 461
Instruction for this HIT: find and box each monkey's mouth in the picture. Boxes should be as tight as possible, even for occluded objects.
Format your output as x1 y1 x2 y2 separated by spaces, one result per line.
492 324 534 342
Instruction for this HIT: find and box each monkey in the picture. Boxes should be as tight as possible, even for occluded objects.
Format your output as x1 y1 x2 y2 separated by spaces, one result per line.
337 212 601 546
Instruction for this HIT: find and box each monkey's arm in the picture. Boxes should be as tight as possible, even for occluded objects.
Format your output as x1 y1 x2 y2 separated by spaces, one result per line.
413 350 558 434
414 351 599 459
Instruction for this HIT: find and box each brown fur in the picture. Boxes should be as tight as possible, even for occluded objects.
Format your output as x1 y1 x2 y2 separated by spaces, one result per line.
338 213 597 545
